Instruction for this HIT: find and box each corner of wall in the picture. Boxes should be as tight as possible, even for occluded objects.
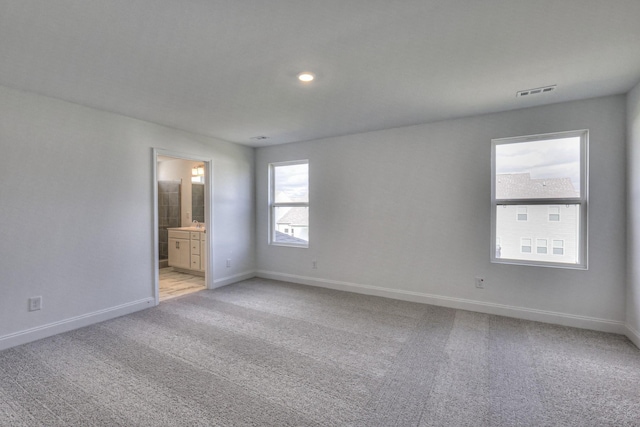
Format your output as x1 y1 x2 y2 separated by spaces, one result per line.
626 324 640 349
626 79 640 348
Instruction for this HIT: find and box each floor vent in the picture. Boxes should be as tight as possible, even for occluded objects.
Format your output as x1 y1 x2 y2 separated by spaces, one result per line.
517 85 556 98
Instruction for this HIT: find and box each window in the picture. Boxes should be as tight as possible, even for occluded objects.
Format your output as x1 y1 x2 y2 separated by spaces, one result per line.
492 130 588 268
536 239 548 254
269 160 309 247
516 207 528 221
553 240 564 255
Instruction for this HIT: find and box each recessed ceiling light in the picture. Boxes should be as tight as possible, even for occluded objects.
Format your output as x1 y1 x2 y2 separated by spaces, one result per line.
298 72 315 82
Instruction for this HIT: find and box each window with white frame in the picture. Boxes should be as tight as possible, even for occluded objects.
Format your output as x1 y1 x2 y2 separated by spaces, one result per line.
553 240 564 255
492 130 588 268
517 207 528 221
269 160 309 247
536 239 548 254
548 206 560 221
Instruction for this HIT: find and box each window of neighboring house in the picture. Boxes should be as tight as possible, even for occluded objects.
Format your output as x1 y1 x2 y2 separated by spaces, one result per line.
492 130 588 269
517 207 528 221
536 239 548 254
269 160 309 247
553 240 564 255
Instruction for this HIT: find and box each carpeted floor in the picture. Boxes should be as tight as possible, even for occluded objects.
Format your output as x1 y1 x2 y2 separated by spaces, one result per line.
1 278 639 426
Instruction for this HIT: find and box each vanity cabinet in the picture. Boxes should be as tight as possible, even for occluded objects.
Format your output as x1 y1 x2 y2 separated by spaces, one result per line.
200 233 206 272
190 232 200 271
168 228 206 273
168 230 191 269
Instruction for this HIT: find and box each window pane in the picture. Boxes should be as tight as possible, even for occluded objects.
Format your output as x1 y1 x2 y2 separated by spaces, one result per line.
497 205 579 264
495 137 581 200
516 206 527 221
536 239 547 254
273 206 308 245
274 163 308 203
552 240 564 255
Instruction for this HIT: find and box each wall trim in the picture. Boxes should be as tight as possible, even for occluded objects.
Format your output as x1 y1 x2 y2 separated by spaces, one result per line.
0 298 154 352
626 324 640 349
213 270 256 289
256 270 626 335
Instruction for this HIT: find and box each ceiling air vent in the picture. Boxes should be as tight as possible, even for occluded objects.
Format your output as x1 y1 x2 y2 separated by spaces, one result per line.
517 85 556 98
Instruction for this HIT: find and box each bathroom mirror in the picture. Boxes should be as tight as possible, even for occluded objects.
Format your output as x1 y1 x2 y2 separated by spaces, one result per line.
192 183 205 224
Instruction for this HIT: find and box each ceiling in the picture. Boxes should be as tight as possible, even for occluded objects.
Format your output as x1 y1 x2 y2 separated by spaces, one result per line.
1 0 639 147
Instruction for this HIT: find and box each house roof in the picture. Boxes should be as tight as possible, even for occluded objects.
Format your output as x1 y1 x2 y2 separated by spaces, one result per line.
276 207 309 226
496 173 579 199
274 230 308 245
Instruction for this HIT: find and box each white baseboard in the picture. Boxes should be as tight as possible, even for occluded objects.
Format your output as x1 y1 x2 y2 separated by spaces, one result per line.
256 270 627 335
213 270 256 289
4 273 631 352
0 298 155 352
626 324 640 349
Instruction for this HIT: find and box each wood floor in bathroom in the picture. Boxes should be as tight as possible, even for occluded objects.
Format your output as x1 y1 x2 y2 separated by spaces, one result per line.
159 267 206 301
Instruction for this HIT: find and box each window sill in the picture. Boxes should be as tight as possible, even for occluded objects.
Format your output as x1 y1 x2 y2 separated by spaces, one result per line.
270 242 309 249
491 258 587 270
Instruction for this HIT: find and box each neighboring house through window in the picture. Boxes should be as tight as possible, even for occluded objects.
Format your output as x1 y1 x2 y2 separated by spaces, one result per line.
491 130 588 268
269 160 309 247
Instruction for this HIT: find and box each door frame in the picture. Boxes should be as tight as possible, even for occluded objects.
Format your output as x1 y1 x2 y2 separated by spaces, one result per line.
152 148 213 305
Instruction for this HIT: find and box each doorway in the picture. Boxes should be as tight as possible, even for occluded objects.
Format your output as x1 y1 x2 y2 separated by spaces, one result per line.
152 149 212 304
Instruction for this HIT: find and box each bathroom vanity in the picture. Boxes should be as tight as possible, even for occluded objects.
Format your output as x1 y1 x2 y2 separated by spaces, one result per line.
168 227 206 274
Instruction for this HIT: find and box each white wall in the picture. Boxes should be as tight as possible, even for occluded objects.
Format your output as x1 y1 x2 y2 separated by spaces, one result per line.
627 81 640 347
256 95 627 333
0 85 255 350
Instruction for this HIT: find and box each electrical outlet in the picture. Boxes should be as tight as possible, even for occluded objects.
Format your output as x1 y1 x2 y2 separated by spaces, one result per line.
226 259 231 268
475 277 485 289
312 260 317 269
28 296 42 311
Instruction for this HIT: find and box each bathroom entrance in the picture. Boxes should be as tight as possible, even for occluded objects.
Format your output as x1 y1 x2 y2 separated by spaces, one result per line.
153 150 212 303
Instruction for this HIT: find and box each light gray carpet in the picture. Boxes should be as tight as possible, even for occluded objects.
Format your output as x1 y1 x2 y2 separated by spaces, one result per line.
1 278 639 426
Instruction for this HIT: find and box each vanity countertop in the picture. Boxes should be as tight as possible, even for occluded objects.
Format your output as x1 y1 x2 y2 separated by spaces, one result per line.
168 226 206 232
